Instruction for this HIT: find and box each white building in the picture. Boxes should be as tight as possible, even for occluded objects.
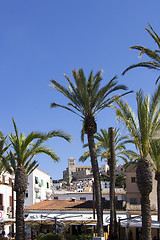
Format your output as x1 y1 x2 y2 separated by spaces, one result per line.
24 199 128 239
101 181 110 189
116 164 125 175
52 187 126 205
24 168 52 208
0 171 16 236
0 168 52 237
99 164 109 175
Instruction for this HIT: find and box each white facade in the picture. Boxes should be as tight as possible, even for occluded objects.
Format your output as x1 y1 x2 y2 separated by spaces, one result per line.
0 169 52 236
0 171 16 236
101 181 110 189
99 164 109 174
24 168 52 208
116 164 125 175
52 189 126 202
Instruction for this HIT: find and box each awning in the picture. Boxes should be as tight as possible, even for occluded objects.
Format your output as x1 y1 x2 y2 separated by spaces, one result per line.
0 218 15 225
25 213 97 225
25 213 127 226
120 216 160 229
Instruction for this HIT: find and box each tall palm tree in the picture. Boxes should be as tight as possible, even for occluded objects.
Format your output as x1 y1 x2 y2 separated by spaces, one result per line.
79 128 134 163
50 68 131 237
150 139 160 239
122 23 160 84
108 127 117 240
116 85 160 240
6 118 71 240
80 127 134 239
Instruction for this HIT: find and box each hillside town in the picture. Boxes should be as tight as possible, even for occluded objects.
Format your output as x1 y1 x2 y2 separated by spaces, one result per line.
1 2 160 239
0 157 158 240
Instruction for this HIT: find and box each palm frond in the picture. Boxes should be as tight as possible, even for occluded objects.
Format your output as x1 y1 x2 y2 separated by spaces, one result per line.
51 102 83 118
8 152 16 173
80 127 135 165
25 160 39 175
146 23 160 48
150 139 160 172
29 146 60 162
122 23 160 84
116 98 142 156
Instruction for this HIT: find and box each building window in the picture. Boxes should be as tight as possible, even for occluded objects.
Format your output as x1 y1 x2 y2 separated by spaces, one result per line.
35 192 38 199
47 182 49 189
25 192 28 198
0 194 3 210
54 197 58 199
131 177 136 183
80 197 86 200
35 176 38 184
130 198 137 204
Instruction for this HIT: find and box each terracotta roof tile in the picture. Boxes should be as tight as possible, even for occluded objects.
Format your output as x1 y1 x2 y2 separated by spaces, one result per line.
24 200 92 211
24 199 125 211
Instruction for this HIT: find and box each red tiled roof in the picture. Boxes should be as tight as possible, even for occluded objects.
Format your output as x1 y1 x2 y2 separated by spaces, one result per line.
24 199 92 211
24 199 125 211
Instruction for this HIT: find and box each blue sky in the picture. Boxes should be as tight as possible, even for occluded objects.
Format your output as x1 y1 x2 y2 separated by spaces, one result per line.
1 1 160 179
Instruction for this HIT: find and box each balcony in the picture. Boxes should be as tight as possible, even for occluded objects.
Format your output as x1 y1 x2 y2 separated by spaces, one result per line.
34 183 41 191
46 188 52 194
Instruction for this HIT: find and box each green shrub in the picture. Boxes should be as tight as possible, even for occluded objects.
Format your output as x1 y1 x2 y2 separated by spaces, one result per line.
65 235 77 240
36 233 92 240
37 233 62 240
66 234 92 240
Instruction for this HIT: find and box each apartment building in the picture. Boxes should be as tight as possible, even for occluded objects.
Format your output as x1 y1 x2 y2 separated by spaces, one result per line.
24 168 52 208
0 171 16 236
0 168 52 236
52 186 126 210
125 164 157 211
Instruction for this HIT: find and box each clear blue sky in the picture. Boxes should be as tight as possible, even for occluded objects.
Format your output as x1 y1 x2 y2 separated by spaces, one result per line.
1 0 160 179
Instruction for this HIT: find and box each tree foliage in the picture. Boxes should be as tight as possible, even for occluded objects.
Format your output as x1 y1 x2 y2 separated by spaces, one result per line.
122 23 160 84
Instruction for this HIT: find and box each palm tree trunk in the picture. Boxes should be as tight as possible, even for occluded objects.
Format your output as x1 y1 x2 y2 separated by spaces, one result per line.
16 190 25 240
108 127 118 240
87 131 104 237
141 194 151 240
136 158 152 240
14 166 28 240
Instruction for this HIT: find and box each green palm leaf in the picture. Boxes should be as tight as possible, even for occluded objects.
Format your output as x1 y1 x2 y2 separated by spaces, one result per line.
122 23 160 84
79 128 135 164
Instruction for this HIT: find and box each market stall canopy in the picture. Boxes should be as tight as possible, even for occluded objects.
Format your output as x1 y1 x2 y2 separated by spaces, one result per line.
25 212 127 226
120 215 160 229
0 218 15 225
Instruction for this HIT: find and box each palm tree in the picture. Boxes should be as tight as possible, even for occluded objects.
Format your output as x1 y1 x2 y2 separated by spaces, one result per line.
150 139 160 239
80 127 134 239
6 118 71 240
108 127 117 240
79 128 134 163
50 68 131 237
116 85 160 240
122 23 160 84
